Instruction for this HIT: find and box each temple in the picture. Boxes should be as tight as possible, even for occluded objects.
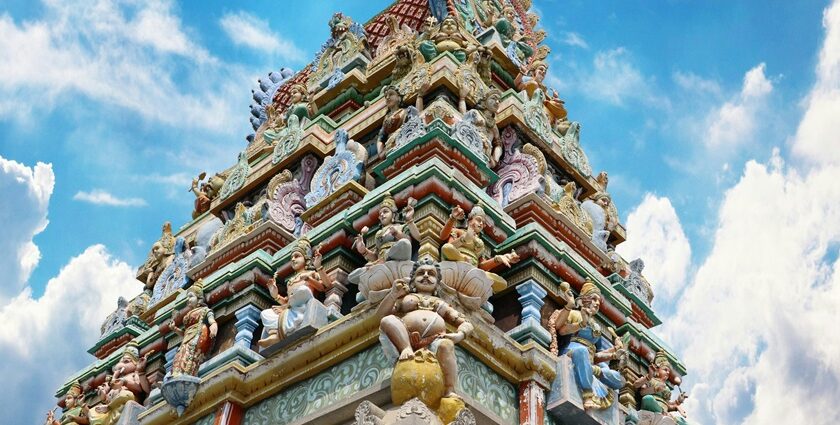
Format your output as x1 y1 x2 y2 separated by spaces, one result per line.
47 1 690 425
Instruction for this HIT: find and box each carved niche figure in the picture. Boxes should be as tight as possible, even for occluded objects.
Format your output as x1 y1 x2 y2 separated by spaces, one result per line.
419 16 473 62
355 193 420 264
311 13 370 86
515 61 567 123
45 382 88 425
190 171 226 218
547 280 626 410
457 87 502 168
265 84 315 164
305 129 368 207
169 280 218 378
440 205 519 291
494 6 534 66
109 341 151 403
376 84 428 157
87 375 135 425
633 352 690 425
138 222 176 291
581 191 619 251
378 257 474 408
552 181 594 236
258 237 332 348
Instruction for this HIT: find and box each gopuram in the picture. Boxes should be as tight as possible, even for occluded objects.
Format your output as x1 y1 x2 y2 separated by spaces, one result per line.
46 1 690 425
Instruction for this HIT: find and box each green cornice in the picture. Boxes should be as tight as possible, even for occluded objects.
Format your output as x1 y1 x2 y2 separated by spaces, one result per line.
608 273 662 326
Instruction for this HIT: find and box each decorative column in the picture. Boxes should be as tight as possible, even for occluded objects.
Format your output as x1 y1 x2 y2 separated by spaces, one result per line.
507 279 552 347
234 305 261 349
519 380 546 425
324 269 348 320
213 401 244 425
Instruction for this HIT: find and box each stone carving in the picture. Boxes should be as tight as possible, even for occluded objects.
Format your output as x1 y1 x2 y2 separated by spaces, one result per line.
186 217 223 267
378 257 472 421
311 13 370 88
150 237 190 307
219 151 250 201
523 88 552 141
633 352 689 425
266 170 307 235
110 341 152 403
353 400 385 425
419 16 474 62
552 181 594 236
515 61 567 124
547 280 626 410
100 297 128 336
439 205 519 292
456 86 501 167
494 6 534 67
377 85 428 157
45 382 87 425
354 193 420 264
126 290 150 318
624 258 654 306
305 129 367 207
581 190 618 251
87 374 136 425
488 127 547 207
247 68 295 141
190 171 226 219
258 238 332 349
557 121 592 176
454 55 489 104
138 221 176 291
208 202 263 253
163 280 217 416
370 16 417 80
465 45 492 86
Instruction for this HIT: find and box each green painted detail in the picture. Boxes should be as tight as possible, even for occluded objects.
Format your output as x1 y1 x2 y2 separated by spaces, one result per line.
87 316 149 355
455 347 519 424
314 87 364 119
194 413 215 425
491 61 516 88
243 346 392 424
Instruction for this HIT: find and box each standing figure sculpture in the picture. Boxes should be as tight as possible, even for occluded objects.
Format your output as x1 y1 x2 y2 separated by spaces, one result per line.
440 205 519 291
548 280 625 410
458 87 503 167
45 382 88 425
378 257 474 400
376 84 428 157
169 280 218 378
258 237 333 348
354 194 420 264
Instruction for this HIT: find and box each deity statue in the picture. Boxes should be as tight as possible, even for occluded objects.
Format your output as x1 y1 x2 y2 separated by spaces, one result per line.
169 280 218 378
378 256 474 399
494 6 534 65
547 280 626 410
419 16 472 62
581 192 619 251
87 376 135 425
311 13 370 85
208 202 261 253
139 222 176 291
189 171 226 219
376 84 428 157
263 84 314 144
633 351 690 425
110 341 151 403
45 382 88 425
466 45 493 85
552 181 593 235
439 205 519 291
258 237 333 348
354 194 420 264
515 61 567 122
458 87 503 168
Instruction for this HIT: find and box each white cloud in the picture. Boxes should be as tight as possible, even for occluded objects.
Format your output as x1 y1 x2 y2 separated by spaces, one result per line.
579 47 669 108
705 63 773 149
0 0 248 133
562 31 588 49
673 70 722 96
73 189 147 207
661 2 840 423
0 245 140 423
0 156 54 297
219 11 305 62
792 1 840 165
617 194 692 302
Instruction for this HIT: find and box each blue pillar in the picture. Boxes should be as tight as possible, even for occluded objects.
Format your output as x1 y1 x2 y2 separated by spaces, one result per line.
234 305 261 349
507 279 552 347
164 346 178 374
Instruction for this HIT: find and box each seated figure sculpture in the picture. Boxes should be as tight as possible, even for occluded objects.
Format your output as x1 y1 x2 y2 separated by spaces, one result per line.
548 279 626 410
440 205 519 291
87 376 135 425
354 193 419 264
494 6 534 65
258 237 332 348
634 351 690 425
45 382 88 425
263 84 313 143
378 256 474 400
419 16 471 62
109 341 151 403
515 60 567 124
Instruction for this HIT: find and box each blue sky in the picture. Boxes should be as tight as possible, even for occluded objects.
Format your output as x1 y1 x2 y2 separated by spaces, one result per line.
2 1 840 424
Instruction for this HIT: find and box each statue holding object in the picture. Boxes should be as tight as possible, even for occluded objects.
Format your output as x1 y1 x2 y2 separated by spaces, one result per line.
376 84 428 157
354 193 420 264
634 351 690 425
258 237 332 348
45 382 88 425
548 280 626 410
168 280 218 378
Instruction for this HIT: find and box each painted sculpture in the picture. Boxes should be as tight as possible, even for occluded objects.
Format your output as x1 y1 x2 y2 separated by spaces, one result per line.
311 12 370 87
548 280 626 410
219 151 250 201
440 205 519 291
266 163 315 237
305 129 367 207
190 171 226 218
494 6 534 66
553 181 594 235
581 192 618 251
488 127 548 207
515 60 567 122
138 222 175 291
377 256 474 421
376 84 428 157
354 193 419 264
419 16 472 62
258 237 332 348
208 202 262 253
150 236 189 307
110 341 151 403
633 352 690 425
457 86 502 167
87 375 135 425
45 382 88 425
